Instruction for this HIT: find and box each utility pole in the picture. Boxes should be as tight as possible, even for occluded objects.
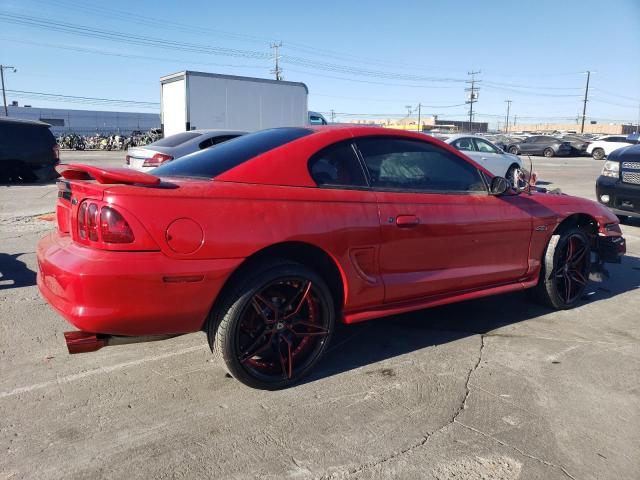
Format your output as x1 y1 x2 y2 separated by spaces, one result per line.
330 109 336 123
465 71 480 133
404 105 412 130
416 103 422 132
580 70 592 134
270 42 283 81
504 100 512 134
1 65 17 116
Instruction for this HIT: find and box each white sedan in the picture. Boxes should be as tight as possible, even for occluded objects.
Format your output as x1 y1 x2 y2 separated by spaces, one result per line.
586 135 635 160
443 134 523 183
126 129 246 172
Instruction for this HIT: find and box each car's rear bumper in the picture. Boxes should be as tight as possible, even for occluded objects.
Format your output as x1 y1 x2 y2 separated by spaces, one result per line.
596 175 640 217
37 232 242 335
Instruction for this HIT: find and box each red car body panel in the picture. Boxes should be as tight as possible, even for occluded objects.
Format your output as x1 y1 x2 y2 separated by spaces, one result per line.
37 126 623 338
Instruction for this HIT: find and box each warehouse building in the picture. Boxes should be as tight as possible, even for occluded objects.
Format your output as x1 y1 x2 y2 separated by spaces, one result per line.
506 122 638 135
6 104 160 135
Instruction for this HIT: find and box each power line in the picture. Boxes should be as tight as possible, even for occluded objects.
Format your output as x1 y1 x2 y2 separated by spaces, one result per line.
7 89 159 109
0 12 469 84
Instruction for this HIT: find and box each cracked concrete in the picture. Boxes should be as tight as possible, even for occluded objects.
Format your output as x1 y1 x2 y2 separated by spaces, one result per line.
1 152 639 479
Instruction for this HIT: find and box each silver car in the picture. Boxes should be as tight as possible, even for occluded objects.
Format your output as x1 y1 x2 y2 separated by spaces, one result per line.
126 129 246 172
443 134 523 184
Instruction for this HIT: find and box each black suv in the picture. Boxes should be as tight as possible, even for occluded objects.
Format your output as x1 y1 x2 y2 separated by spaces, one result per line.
596 144 640 221
0 117 60 182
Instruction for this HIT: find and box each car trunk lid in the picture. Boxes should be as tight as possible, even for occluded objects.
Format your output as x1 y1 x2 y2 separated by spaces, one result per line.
55 164 161 235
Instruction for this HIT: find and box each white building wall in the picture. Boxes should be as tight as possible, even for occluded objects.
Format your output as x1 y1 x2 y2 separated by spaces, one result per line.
6 106 160 135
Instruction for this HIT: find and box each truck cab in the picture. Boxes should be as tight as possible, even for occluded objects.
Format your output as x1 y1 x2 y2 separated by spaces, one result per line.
308 111 328 125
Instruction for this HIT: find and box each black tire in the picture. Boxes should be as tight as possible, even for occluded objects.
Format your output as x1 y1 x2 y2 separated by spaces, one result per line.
534 226 591 310
592 148 605 160
543 148 555 158
508 146 519 155
209 259 335 390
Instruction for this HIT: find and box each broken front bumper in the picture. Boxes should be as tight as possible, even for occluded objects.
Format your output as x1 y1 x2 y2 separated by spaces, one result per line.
595 234 626 264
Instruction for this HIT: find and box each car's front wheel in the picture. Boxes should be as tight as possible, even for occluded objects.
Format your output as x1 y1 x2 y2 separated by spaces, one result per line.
592 148 605 160
505 164 521 186
543 148 555 158
210 260 335 389
535 227 591 309
508 146 519 155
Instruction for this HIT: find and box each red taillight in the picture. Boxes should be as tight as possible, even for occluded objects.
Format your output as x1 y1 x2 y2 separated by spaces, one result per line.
77 201 134 245
100 207 134 243
143 153 173 167
53 144 60 161
78 202 87 239
87 203 99 241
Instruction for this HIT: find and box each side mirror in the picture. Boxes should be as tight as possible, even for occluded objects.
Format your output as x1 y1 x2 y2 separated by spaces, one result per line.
490 176 510 195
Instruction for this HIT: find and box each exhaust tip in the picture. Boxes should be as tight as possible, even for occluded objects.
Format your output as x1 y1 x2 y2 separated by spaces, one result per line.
64 331 105 354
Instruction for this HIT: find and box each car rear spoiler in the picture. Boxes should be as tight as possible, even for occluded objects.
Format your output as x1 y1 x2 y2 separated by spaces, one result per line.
56 164 161 185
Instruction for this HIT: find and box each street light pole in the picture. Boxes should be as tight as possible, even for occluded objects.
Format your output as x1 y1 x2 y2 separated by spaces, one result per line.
1 65 17 117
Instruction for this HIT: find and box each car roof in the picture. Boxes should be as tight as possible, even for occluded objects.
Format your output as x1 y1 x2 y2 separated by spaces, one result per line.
216 125 490 187
442 133 485 142
190 129 247 136
0 116 52 127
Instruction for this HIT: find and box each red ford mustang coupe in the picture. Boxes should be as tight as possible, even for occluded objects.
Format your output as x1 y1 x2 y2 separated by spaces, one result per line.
37 126 626 389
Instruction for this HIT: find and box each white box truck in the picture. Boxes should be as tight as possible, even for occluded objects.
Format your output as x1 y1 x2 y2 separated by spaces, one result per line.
160 71 321 137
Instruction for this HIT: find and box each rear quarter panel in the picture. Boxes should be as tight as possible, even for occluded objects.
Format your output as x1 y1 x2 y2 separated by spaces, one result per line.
106 181 385 311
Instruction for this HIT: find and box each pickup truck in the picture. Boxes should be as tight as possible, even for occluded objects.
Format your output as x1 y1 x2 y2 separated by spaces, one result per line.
596 143 640 221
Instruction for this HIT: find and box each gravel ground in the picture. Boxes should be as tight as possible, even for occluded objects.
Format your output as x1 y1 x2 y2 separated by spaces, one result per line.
1 151 638 480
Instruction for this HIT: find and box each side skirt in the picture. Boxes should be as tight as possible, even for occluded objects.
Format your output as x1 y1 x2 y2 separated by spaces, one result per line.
342 277 538 324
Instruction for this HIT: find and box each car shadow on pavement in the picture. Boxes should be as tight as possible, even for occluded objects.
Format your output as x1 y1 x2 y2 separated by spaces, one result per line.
305 254 640 385
0 253 37 290
0 179 58 187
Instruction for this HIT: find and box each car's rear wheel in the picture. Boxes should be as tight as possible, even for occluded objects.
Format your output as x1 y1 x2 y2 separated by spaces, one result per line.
535 227 591 309
592 148 605 160
508 146 519 155
543 148 555 158
210 260 335 389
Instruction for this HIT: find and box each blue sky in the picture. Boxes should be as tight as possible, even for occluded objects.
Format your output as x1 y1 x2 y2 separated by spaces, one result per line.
1 0 639 128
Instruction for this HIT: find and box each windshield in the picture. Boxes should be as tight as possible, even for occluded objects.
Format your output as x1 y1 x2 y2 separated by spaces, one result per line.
152 127 313 178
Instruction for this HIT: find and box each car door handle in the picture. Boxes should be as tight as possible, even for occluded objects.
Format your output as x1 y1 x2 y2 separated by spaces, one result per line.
395 215 420 227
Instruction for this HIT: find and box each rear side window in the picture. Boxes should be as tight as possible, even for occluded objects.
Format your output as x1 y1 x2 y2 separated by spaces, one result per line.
198 135 240 150
356 137 486 193
0 123 53 147
152 128 313 178
152 131 202 147
474 138 500 153
309 141 367 187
